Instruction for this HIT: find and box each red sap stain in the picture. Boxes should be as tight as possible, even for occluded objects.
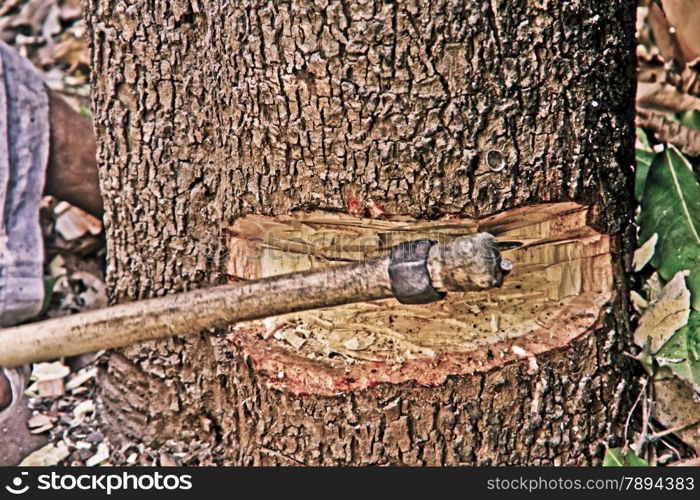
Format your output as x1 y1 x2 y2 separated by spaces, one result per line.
367 199 385 218
445 212 466 220
346 194 363 217
334 377 357 391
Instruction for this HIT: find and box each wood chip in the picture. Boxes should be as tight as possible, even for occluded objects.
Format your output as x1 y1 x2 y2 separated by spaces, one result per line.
72 399 95 424
86 442 109 466
273 329 307 349
159 452 179 467
32 361 70 397
37 379 64 397
19 442 70 466
490 313 500 333
49 254 66 278
343 335 375 351
65 367 97 391
27 413 55 428
30 423 54 434
33 361 70 381
54 202 103 240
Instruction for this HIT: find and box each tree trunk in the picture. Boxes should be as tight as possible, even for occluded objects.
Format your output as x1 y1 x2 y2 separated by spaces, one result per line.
84 0 637 465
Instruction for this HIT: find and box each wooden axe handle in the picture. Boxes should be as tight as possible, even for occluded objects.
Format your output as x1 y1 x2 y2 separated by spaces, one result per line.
0 233 506 367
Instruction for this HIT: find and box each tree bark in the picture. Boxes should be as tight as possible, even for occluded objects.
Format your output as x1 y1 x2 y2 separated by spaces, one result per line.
84 0 637 465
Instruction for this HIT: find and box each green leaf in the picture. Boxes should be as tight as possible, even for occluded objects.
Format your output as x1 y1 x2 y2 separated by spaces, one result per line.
40 275 61 317
676 110 700 132
639 146 700 310
79 105 92 119
656 310 700 392
636 127 653 151
635 127 656 202
603 448 649 467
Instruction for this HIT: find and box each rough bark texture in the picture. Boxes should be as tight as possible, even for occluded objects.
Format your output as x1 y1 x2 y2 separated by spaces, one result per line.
84 0 637 465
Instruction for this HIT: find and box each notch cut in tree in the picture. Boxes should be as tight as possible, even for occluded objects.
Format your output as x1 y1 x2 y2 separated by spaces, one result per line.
226 203 612 395
85 0 637 465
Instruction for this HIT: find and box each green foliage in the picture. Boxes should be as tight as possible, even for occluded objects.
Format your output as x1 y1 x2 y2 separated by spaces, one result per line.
656 311 700 392
79 105 92 119
40 275 60 317
635 127 656 202
603 448 649 467
638 146 700 310
676 110 700 132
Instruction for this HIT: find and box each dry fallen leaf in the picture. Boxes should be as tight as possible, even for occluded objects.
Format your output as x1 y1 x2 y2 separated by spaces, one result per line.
70 271 108 310
644 271 664 304
58 0 82 22
630 290 649 314
653 375 700 455
48 254 66 278
633 233 658 272
637 82 700 114
30 423 54 434
672 457 700 466
159 452 179 467
646 2 687 66
54 30 89 72
634 270 691 352
662 0 700 63
10 0 55 34
0 0 22 17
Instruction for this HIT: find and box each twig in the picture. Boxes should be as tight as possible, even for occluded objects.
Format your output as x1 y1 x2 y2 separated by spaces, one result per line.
624 376 649 445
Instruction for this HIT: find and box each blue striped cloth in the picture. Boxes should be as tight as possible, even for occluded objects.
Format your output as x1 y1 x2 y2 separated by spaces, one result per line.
0 40 48 328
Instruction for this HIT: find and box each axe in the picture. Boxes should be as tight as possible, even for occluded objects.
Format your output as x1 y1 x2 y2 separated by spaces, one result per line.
0 233 511 367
